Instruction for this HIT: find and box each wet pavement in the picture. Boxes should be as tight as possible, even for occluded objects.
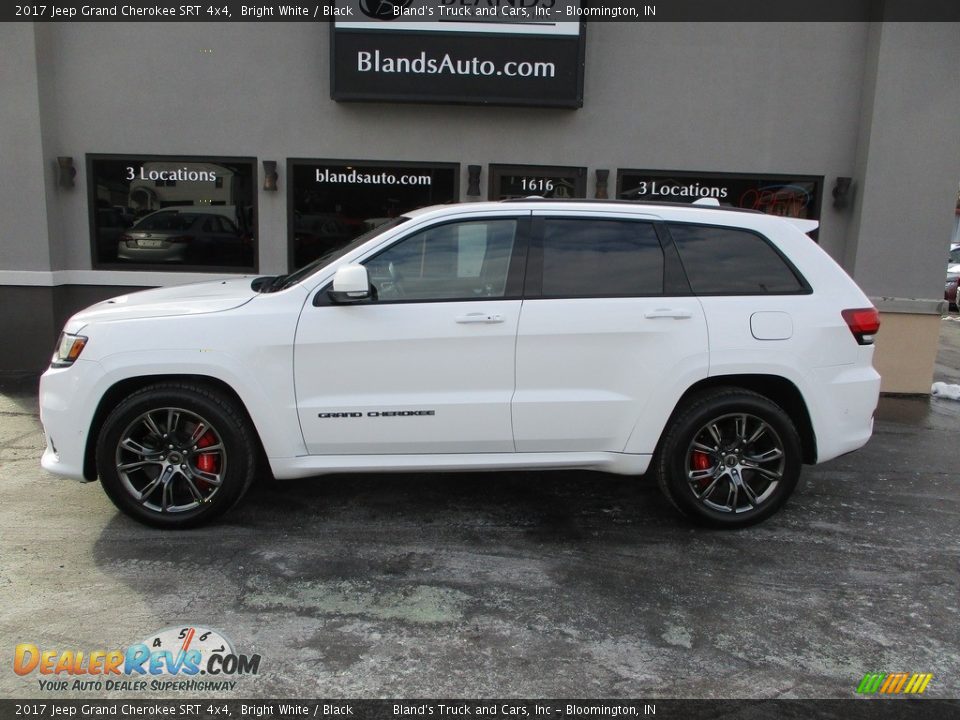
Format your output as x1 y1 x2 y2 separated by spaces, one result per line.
1 320 958 700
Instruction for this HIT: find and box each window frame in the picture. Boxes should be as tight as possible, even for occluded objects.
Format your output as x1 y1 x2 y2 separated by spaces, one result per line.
86 153 258 273
663 221 813 296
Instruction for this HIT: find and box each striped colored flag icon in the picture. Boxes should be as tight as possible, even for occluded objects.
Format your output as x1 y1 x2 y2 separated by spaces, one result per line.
857 673 933 694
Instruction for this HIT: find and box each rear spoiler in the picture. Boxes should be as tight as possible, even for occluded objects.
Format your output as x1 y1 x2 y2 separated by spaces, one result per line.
689 199 821 234
783 217 820 235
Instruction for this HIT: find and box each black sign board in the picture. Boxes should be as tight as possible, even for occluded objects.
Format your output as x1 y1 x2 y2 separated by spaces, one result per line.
617 169 823 222
331 8 586 108
489 164 586 200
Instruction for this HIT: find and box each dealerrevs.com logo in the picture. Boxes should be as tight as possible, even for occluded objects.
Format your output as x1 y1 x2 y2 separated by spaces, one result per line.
14 626 261 692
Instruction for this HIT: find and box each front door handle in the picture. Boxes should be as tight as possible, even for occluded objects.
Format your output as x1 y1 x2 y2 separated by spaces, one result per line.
456 312 504 324
644 308 693 319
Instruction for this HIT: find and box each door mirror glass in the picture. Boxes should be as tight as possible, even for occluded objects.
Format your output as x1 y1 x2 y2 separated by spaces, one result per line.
329 264 371 303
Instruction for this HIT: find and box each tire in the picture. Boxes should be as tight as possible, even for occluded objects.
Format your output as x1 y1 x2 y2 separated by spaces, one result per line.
654 388 802 528
95 382 258 528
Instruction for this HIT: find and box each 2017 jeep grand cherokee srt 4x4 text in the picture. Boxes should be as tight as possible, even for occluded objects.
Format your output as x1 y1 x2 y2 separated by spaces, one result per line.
40 199 880 528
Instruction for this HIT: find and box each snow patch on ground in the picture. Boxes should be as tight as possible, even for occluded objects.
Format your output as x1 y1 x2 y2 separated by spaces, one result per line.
931 381 960 400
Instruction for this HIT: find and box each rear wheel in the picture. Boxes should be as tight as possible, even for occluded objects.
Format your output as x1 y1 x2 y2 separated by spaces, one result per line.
655 388 802 528
96 382 257 528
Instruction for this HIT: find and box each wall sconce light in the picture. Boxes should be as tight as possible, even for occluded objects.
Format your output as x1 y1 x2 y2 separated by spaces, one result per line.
57 156 76 188
467 165 482 197
262 160 279 192
595 169 609 199
832 176 853 209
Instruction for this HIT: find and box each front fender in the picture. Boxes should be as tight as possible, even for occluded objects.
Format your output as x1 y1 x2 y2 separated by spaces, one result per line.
92 347 305 461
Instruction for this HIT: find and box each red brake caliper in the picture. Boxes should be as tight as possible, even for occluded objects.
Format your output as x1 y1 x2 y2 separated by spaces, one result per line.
195 431 219 480
691 451 712 489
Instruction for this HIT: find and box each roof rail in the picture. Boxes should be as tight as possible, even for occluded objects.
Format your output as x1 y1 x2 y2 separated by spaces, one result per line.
498 197 764 214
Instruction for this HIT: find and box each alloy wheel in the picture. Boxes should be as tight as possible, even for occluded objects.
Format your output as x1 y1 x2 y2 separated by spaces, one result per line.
685 412 786 514
114 407 225 513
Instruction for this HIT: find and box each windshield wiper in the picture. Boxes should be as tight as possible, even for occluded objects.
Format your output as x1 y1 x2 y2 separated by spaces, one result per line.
267 273 295 292
250 275 283 293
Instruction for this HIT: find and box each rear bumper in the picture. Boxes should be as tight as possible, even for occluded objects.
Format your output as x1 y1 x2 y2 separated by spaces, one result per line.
117 243 187 262
810 362 881 464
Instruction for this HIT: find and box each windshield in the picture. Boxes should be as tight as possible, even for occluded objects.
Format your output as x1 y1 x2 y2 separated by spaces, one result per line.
950 247 960 264
268 216 410 292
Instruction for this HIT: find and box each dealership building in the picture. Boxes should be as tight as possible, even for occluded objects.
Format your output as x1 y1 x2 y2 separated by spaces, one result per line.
1 12 958 392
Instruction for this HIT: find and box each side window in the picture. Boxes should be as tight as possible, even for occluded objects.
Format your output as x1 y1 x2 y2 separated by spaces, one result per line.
539 219 663 297
364 219 518 302
669 223 805 294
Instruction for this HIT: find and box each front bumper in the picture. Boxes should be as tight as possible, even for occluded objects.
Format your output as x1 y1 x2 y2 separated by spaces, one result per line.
39 359 104 482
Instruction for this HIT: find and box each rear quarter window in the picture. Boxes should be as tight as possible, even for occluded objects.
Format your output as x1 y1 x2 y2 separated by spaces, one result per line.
668 223 806 294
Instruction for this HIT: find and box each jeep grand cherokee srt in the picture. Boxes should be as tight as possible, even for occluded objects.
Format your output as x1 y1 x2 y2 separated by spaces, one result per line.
39 199 880 528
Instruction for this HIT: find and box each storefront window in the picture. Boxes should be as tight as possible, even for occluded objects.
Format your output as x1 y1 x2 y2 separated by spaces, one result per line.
616 170 822 226
87 155 257 271
489 164 587 200
289 159 459 269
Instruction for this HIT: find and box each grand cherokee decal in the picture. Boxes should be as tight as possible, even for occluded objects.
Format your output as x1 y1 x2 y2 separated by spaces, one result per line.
318 411 436 418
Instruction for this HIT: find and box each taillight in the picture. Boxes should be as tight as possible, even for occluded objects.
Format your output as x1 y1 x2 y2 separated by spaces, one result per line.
842 307 880 345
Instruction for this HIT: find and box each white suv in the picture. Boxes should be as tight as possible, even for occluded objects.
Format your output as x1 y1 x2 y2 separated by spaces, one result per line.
39 199 881 529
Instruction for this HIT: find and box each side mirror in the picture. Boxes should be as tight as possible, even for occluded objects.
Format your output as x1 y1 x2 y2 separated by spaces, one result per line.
328 264 372 304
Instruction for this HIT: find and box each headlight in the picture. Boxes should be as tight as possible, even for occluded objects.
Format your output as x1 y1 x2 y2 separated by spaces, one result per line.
51 332 88 368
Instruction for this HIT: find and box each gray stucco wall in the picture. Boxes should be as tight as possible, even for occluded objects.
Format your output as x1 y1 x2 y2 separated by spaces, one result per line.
21 22 871 274
0 24 51 272
846 22 960 300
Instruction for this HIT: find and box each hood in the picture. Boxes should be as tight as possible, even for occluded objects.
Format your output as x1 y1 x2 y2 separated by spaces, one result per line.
69 277 259 328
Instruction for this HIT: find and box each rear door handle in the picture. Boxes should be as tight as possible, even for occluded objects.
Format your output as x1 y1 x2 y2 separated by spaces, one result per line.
456 312 504 324
644 308 693 319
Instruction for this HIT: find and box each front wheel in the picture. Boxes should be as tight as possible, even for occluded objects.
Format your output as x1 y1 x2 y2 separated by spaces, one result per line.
654 388 802 528
96 382 257 528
